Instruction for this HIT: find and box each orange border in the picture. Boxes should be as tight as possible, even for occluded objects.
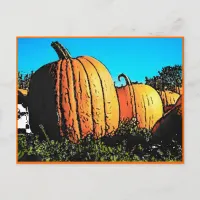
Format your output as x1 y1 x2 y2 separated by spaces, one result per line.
16 36 184 165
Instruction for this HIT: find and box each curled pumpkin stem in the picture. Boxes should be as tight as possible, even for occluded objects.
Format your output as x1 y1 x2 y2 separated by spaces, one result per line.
118 73 132 86
51 41 71 60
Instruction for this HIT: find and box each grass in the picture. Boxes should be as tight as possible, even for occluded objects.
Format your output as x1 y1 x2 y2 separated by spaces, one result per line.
18 118 182 162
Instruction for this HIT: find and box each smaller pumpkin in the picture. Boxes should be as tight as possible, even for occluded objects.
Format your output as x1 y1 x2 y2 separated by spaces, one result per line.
116 73 164 130
18 90 28 109
18 89 28 96
175 86 183 95
152 95 182 144
158 90 180 113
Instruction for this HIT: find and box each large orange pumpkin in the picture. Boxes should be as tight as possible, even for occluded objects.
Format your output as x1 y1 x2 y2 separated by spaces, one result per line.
27 41 119 143
158 90 180 112
116 74 163 130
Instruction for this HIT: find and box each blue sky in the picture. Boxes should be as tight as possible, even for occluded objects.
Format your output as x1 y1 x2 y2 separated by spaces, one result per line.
18 37 182 86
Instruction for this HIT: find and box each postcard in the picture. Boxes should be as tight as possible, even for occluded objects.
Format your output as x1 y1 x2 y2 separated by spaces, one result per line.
17 37 184 163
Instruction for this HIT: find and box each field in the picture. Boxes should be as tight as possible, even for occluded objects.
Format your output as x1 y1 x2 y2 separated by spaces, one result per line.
18 118 182 162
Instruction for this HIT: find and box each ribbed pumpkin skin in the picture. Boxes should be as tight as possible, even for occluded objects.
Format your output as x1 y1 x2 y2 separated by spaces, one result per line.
28 48 119 143
53 56 119 142
116 82 163 130
158 90 180 112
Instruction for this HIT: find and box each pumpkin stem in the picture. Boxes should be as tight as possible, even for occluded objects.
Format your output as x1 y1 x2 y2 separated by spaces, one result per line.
118 73 132 86
51 41 71 59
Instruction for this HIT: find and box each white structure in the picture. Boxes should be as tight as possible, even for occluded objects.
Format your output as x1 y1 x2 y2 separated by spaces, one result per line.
18 104 32 134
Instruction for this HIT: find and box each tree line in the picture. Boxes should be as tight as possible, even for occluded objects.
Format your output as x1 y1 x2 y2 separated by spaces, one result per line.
18 71 34 90
18 65 182 92
145 65 182 92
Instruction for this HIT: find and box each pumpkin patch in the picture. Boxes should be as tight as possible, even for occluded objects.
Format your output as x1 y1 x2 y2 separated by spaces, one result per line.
17 38 183 163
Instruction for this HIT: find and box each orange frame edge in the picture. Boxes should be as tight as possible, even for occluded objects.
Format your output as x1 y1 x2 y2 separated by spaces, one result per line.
16 36 184 165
